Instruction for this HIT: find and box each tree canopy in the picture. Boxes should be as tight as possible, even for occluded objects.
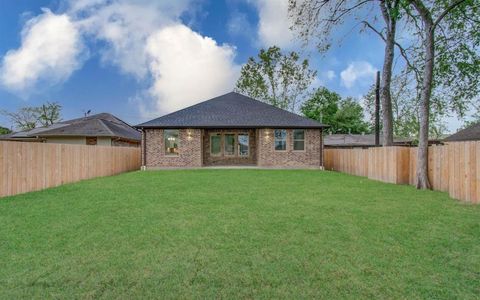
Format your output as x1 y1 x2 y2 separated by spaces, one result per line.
235 46 316 112
362 74 447 139
0 126 11 135
301 87 370 134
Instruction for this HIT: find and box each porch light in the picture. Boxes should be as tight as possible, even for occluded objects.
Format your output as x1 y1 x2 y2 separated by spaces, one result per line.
264 129 271 139
187 129 193 140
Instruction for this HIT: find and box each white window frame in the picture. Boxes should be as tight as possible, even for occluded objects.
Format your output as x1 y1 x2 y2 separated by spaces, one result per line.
293 129 305 151
274 129 287 151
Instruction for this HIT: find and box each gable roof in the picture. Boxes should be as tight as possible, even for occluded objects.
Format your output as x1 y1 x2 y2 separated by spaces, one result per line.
2 113 141 141
444 122 480 142
136 92 327 129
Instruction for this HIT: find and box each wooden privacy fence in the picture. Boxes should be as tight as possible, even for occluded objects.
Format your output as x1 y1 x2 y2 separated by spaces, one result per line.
324 141 479 204
0 141 141 198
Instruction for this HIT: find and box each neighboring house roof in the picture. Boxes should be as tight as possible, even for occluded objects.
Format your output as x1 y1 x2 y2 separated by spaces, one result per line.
0 133 15 140
324 134 444 147
444 122 480 142
324 134 414 147
136 92 328 129
1 113 141 141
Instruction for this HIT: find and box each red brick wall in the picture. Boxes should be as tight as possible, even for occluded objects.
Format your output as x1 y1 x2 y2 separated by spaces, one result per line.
143 128 323 168
143 129 202 168
257 128 322 168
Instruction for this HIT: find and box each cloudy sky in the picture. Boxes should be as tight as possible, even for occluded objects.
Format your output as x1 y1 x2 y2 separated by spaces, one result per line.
0 0 466 131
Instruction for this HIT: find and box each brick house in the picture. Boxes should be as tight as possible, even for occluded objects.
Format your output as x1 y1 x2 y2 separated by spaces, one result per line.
135 92 327 169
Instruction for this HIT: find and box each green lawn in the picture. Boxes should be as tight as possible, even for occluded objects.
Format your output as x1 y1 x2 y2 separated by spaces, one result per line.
0 170 479 299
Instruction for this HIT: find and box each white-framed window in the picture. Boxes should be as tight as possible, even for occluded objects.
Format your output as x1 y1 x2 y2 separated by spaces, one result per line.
164 129 179 155
210 133 222 156
293 129 305 151
224 134 235 156
274 129 287 151
238 134 249 156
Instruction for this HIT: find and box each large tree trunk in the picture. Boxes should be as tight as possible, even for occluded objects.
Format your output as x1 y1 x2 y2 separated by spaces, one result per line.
381 27 395 146
416 26 434 189
378 0 397 146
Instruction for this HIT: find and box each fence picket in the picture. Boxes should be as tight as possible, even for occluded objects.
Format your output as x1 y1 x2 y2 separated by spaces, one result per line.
0 141 141 198
324 142 480 203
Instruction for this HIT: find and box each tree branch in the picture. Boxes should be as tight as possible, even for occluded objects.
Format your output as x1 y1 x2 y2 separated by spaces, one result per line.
361 21 386 41
433 0 468 28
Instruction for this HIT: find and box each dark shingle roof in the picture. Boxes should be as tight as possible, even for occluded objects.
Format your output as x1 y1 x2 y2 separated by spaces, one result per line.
444 122 480 142
136 92 327 129
324 134 414 147
2 113 141 141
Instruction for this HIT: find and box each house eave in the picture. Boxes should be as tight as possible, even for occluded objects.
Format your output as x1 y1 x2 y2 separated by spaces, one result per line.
135 125 329 130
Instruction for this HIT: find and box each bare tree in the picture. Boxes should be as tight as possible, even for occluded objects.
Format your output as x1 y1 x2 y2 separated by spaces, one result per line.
1 102 63 131
0 107 40 130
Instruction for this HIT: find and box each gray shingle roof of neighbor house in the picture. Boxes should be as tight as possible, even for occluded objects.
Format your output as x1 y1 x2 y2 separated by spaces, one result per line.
444 122 480 142
1 113 141 141
324 134 414 147
324 134 445 147
135 92 328 129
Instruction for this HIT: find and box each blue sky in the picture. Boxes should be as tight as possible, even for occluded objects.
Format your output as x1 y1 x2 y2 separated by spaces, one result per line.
0 0 464 131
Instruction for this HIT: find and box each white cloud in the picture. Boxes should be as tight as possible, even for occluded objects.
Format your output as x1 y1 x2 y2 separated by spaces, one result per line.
146 24 240 113
250 0 294 48
70 0 192 78
326 70 336 80
340 61 377 88
227 11 254 40
0 9 84 94
1 0 241 117
69 0 241 115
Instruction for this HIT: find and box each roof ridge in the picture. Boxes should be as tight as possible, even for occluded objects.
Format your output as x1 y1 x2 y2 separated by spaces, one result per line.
97 119 116 136
101 118 139 133
138 92 237 125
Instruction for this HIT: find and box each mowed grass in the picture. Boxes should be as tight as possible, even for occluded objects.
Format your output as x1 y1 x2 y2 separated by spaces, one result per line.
0 170 479 299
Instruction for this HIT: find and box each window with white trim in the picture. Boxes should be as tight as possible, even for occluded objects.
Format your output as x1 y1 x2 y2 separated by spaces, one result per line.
274 129 287 151
293 129 305 151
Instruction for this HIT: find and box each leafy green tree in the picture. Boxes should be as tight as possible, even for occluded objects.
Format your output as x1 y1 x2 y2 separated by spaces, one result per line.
235 46 316 112
301 87 369 134
0 126 11 135
301 87 340 127
334 98 371 134
404 0 480 189
363 74 447 139
37 102 62 126
462 103 480 129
